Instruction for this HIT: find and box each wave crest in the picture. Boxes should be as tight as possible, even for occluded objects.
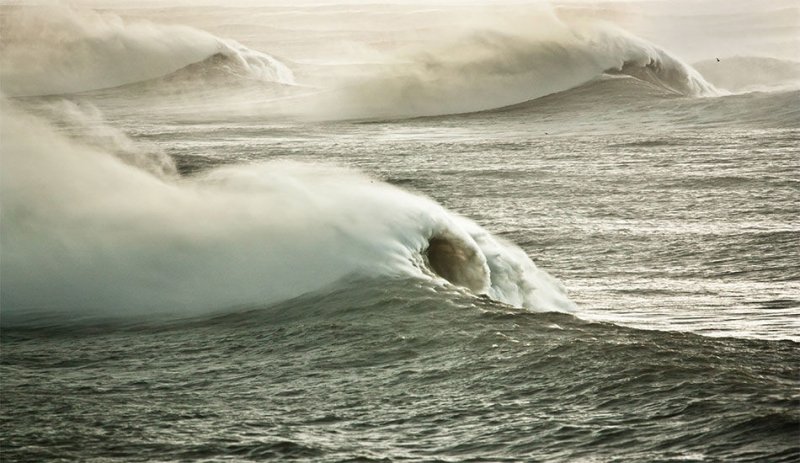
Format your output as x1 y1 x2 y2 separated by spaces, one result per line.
162 39 295 87
596 27 717 96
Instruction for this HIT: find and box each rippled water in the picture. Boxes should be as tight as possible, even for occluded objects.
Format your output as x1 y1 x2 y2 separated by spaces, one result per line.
3 284 798 461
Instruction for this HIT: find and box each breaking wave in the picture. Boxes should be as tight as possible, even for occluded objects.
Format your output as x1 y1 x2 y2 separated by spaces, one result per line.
0 6 294 97
0 102 575 317
315 20 717 119
152 49 294 87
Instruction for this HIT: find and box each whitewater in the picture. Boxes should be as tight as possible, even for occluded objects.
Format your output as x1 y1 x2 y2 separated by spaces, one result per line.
1 1 798 461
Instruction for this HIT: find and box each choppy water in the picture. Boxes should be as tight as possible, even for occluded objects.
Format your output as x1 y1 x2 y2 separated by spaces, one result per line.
1 2 799 461
3 287 798 461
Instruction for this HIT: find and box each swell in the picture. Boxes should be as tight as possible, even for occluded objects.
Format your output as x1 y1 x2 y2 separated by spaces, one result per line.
501 76 795 122
0 6 294 97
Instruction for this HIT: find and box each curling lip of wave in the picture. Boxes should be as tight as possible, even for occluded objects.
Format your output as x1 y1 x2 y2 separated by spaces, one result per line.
593 25 718 97
603 56 715 97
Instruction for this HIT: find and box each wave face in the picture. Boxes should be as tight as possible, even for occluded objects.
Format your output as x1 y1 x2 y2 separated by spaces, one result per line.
0 102 574 318
465 73 800 130
0 7 294 97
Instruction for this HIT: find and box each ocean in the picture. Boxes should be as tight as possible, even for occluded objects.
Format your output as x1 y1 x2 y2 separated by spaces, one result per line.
1 1 798 461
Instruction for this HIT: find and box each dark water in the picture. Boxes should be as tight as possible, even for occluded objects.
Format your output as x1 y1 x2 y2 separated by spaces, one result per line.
3 281 799 462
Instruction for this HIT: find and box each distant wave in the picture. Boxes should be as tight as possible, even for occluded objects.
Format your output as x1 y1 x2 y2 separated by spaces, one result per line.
155 46 294 87
0 7 294 97
466 74 799 129
475 74 682 115
0 102 575 317
315 20 717 119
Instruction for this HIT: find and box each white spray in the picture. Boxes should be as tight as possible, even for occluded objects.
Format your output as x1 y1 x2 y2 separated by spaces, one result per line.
0 102 575 316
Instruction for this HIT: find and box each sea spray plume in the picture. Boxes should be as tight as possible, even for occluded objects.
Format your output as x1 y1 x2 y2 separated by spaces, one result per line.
319 30 601 119
313 10 717 119
0 103 575 317
32 99 177 178
0 6 215 96
0 6 294 97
